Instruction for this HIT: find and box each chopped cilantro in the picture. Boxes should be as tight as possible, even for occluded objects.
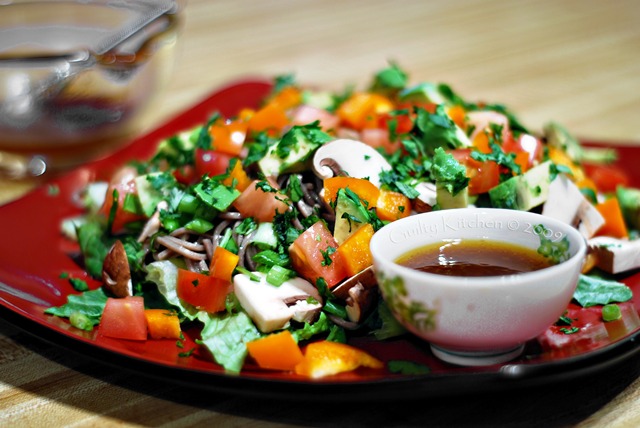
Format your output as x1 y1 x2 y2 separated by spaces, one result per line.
431 147 470 196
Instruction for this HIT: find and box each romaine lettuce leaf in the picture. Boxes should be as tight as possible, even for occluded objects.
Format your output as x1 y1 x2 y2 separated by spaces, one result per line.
198 311 261 374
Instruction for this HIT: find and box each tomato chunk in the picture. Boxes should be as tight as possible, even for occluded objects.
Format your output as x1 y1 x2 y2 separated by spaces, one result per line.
289 221 347 288
100 296 147 341
232 178 290 222
177 269 231 313
195 148 235 178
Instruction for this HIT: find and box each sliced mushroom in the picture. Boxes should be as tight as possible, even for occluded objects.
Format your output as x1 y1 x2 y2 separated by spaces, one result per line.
332 266 378 323
413 181 437 213
312 139 391 187
102 240 133 297
233 273 323 333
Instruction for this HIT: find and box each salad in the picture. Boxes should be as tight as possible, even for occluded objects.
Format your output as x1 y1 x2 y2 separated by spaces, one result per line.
47 64 640 377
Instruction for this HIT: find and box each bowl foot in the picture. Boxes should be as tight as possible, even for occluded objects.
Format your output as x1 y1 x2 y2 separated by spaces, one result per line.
430 344 524 366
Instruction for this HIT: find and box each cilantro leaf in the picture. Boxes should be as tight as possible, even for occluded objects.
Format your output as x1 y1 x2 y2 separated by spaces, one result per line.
411 105 471 155
371 62 409 95
431 147 470 196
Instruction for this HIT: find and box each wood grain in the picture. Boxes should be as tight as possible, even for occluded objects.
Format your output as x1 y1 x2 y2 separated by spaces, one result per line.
1 1 640 426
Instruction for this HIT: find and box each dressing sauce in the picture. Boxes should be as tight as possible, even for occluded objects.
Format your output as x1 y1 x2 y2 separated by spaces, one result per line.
396 239 552 277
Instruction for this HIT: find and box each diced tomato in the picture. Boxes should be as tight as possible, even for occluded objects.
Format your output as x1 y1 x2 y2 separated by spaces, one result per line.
177 269 231 313
99 166 146 233
195 148 234 178
232 178 290 222
172 164 196 185
360 127 399 154
289 221 348 288
450 149 500 195
376 110 414 135
291 105 340 131
100 296 147 341
583 163 630 194
502 133 544 169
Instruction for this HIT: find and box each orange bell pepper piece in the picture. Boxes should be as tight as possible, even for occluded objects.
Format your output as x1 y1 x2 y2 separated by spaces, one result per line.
547 147 585 182
210 246 239 282
268 86 302 110
209 120 247 157
248 103 289 135
222 159 252 192
294 340 384 378
376 189 411 221
513 151 530 174
246 330 305 371
336 92 394 130
144 309 181 340
595 197 628 239
337 223 375 277
323 176 380 208
447 105 467 129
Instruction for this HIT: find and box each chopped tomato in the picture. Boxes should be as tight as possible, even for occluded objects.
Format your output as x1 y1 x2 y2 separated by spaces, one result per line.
360 127 399 154
450 149 500 195
291 105 340 131
376 110 414 135
100 296 147 341
502 133 544 169
172 164 196 185
289 220 347 288
177 269 231 313
583 163 630 194
99 166 146 233
195 148 234 178
232 178 290 222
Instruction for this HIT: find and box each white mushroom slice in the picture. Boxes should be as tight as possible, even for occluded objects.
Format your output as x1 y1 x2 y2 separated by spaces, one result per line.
542 174 605 239
233 273 323 333
413 181 437 212
589 237 640 274
312 138 391 187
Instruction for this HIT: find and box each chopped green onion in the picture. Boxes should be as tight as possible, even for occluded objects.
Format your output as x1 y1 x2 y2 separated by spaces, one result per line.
266 265 296 286
69 312 95 331
184 218 214 234
602 304 622 322
178 193 199 214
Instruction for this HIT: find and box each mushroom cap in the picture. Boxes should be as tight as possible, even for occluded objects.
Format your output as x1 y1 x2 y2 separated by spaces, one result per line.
312 139 391 187
102 240 133 298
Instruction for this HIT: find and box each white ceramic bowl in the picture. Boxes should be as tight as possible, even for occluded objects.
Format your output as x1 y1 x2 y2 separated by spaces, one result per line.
370 208 587 366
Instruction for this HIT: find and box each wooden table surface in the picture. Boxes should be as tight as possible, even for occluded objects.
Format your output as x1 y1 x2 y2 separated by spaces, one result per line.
2 0 640 426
